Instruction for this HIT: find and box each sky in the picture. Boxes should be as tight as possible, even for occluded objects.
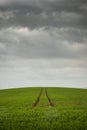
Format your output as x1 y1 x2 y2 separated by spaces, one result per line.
0 0 87 89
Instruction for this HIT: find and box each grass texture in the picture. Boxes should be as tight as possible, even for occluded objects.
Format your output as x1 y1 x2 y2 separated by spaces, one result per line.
0 87 87 130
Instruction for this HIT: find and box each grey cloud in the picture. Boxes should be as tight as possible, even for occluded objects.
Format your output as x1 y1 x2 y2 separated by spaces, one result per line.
0 27 87 59
0 0 87 89
0 55 87 89
0 0 87 30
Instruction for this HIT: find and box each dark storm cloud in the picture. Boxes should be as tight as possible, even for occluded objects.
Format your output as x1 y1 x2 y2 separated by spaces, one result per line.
0 0 87 29
0 0 87 59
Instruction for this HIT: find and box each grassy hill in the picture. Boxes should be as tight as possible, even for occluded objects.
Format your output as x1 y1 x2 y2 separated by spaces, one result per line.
0 87 87 130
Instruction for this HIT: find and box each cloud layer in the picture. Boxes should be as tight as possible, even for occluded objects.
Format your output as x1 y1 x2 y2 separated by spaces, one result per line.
0 0 87 89
0 0 87 29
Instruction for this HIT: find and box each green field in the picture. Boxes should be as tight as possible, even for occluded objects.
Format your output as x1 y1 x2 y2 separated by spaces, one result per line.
0 87 87 130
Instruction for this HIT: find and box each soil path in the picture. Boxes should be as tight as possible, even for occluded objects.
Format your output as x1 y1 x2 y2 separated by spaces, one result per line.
32 88 54 107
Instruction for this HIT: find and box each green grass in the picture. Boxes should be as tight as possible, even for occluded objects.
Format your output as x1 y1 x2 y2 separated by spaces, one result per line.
0 87 87 130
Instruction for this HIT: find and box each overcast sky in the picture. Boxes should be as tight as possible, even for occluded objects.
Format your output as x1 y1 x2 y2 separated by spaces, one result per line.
0 0 87 89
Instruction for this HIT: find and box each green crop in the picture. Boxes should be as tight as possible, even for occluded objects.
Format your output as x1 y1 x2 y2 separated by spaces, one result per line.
0 87 87 130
